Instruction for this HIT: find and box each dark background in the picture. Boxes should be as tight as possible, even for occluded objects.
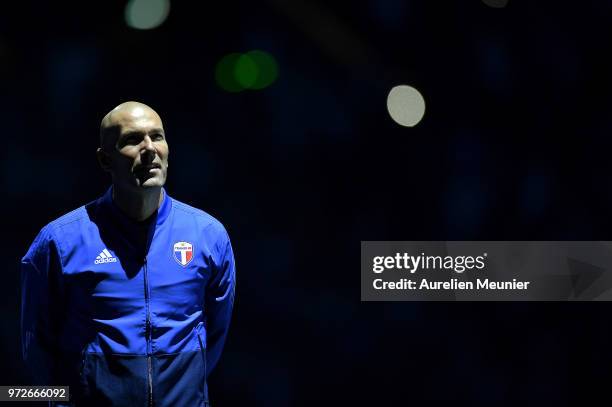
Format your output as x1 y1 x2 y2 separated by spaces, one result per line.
2 0 612 405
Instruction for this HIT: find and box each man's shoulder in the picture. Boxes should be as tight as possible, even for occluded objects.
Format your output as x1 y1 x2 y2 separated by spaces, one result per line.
170 196 228 236
24 200 96 259
44 198 99 238
47 206 88 228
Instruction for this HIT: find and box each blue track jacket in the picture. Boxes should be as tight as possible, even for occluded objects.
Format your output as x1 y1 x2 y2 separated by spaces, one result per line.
20 187 236 406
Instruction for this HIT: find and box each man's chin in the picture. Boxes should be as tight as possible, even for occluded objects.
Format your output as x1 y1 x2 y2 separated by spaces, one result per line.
135 177 165 188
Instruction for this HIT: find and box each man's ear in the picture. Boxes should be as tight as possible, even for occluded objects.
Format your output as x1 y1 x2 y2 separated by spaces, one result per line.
96 148 112 172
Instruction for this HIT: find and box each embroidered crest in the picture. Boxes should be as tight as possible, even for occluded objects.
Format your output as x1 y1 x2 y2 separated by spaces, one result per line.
173 241 194 267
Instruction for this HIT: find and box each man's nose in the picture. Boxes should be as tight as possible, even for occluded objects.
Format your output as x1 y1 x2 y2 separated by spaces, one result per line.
142 135 155 151
140 136 156 161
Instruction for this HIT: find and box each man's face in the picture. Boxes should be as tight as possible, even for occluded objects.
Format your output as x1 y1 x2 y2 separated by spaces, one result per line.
104 107 169 189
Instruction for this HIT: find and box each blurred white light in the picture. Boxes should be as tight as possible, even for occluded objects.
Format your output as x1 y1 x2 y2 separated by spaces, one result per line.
482 0 509 8
125 0 170 30
386 85 426 127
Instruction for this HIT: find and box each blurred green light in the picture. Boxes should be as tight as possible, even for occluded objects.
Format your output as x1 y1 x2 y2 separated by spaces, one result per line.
235 54 259 88
215 53 245 92
246 50 278 89
215 50 279 93
125 0 170 30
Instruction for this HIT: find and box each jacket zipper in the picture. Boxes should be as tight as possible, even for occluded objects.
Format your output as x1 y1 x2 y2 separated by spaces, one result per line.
144 256 153 406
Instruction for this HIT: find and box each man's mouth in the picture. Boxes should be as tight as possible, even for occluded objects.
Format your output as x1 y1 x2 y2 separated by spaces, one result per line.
135 163 162 173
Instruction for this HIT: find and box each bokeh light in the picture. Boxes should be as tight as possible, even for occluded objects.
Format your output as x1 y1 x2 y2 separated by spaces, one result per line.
215 50 279 92
246 51 279 89
215 53 244 93
125 0 171 30
482 0 509 8
235 54 259 88
386 85 426 127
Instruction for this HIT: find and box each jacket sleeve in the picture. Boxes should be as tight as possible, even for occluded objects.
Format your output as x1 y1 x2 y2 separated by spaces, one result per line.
20 225 65 385
204 228 236 375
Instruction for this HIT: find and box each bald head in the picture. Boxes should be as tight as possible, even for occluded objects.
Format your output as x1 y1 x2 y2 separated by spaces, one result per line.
100 101 164 150
96 100 169 191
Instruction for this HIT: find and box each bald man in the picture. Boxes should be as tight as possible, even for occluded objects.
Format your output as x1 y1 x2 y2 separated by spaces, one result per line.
21 102 236 406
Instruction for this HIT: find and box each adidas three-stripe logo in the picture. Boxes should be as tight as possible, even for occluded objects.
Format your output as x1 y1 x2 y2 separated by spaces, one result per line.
95 248 118 264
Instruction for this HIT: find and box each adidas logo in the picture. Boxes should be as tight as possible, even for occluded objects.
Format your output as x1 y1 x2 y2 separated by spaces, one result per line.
95 248 118 264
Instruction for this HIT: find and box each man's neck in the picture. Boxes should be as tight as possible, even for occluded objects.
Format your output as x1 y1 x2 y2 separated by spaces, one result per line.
112 184 163 222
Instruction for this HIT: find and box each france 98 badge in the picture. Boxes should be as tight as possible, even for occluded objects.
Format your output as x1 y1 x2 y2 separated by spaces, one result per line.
173 241 194 267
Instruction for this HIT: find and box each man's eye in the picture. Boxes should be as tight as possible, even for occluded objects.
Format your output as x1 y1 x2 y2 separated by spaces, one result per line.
152 134 164 141
125 137 140 145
